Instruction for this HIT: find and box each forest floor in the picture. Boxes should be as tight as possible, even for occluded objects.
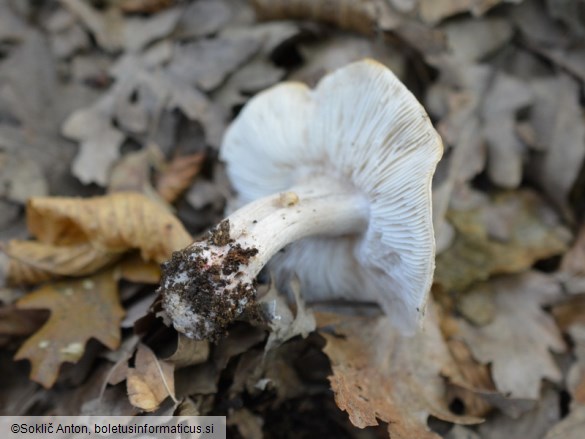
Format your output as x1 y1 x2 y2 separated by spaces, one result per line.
1 0 585 438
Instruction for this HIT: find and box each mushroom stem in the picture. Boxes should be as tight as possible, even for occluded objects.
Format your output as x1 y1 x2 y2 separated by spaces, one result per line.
160 176 369 340
230 177 370 269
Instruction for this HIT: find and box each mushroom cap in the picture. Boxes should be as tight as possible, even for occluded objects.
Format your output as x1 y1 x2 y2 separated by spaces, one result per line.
220 59 443 333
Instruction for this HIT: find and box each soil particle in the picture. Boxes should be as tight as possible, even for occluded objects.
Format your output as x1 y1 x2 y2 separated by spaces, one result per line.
223 244 259 275
208 219 233 246
160 233 260 341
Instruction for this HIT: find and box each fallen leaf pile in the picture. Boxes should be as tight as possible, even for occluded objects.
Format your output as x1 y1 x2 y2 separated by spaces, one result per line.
1 192 190 391
1 0 585 437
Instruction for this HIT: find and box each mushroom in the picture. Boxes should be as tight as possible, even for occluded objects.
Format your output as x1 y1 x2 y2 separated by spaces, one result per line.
160 59 443 340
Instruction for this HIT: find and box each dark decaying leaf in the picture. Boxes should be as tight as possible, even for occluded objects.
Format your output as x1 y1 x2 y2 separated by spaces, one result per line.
0 305 47 340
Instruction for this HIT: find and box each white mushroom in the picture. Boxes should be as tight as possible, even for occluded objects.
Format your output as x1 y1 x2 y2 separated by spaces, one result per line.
160 59 443 340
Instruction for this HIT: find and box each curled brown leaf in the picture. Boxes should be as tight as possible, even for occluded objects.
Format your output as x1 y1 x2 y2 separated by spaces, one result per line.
155 152 205 203
26 192 191 261
3 241 119 286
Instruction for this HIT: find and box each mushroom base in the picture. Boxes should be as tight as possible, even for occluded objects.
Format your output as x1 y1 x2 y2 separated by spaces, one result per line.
160 220 259 340
160 176 369 340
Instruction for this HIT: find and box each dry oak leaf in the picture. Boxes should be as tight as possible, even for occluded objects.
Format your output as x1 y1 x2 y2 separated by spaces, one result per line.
162 333 209 368
445 338 495 418
477 385 560 439
435 189 570 292
107 149 156 195
552 295 585 333
26 192 191 260
552 298 585 405
127 343 175 412
566 325 585 406
561 224 585 275
14 269 124 388
445 337 537 419
527 74 585 219
319 303 480 439
61 0 182 52
155 152 205 203
4 241 119 286
558 224 585 294
0 305 47 339
544 405 585 439
118 252 161 285
418 0 524 25
456 272 566 400
4 192 190 285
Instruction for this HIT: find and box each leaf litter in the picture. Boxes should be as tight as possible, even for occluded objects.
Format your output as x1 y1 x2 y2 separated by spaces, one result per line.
1 0 585 437
14 268 124 389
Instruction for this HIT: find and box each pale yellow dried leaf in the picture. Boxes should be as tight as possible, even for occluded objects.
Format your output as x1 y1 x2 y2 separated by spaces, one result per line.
4 241 119 286
26 192 191 262
127 343 175 412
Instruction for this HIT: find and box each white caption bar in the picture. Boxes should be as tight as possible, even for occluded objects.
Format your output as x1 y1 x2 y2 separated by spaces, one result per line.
0 416 226 439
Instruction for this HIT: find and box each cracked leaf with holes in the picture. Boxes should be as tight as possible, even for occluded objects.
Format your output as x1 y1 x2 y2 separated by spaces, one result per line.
319 302 481 439
13 269 125 388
